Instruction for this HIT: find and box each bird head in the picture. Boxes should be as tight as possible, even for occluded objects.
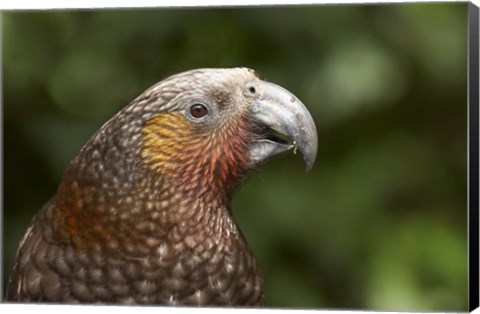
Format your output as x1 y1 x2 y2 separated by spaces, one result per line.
138 68 318 200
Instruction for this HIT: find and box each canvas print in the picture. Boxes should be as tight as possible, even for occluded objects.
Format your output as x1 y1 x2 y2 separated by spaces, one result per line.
2 3 470 311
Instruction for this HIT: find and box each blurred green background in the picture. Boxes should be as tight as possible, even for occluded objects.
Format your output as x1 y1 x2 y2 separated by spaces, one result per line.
2 3 468 311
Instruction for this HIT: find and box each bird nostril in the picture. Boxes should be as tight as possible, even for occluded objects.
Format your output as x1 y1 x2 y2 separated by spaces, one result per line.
246 83 257 96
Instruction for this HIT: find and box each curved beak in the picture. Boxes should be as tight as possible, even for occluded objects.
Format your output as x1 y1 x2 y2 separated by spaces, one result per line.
249 81 318 171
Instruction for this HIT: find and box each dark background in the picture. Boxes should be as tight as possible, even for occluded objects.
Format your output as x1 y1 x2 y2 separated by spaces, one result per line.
2 3 468 311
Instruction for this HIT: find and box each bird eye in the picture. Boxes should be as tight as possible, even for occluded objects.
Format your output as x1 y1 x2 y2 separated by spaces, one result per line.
190 103 209 118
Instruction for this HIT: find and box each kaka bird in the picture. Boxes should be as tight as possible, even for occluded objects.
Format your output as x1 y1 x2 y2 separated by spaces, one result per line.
6 68 317 306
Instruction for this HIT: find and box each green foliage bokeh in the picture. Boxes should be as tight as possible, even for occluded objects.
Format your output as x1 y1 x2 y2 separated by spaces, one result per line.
2 3 468 311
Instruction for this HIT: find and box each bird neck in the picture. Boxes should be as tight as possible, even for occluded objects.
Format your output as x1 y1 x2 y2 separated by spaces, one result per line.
53 154 243 257
52 112 254 257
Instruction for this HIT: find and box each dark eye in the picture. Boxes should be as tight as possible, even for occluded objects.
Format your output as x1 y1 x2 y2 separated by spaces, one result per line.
248 85 256 95
190 103 209 118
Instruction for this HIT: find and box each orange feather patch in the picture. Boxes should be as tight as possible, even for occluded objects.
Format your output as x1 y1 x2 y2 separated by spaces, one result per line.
141 112 252 201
